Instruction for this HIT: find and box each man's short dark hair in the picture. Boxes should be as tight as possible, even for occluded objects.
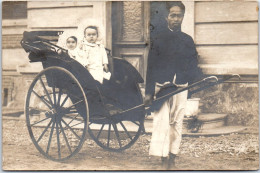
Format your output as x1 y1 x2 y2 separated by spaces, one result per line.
166 1 185 14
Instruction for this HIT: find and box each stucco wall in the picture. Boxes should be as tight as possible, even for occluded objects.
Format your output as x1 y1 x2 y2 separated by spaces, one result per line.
195 1 258 75
193 83 258 126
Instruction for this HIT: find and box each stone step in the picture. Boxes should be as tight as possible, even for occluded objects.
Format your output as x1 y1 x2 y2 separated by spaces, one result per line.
143 118 246 135
197 113 227 122
145 113 228 133
182 126 247 136
193 113 227 131
2 107 24 117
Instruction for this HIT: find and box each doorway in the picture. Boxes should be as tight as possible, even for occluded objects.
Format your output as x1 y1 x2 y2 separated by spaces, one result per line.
111 1 150 81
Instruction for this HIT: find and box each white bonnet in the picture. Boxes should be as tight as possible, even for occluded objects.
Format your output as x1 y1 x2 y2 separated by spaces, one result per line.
56 30 79 49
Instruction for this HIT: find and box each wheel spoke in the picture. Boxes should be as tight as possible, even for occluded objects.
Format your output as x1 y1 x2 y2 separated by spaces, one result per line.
29 107 48 113
60 114 80 134
66 110 78 114
59 122 72 154
70 121 84 128
52 86 57 106
64 100 83 111
64 114 80 126
96 124 105 140
32 90 52 109
131 121 140 126
119 121 132 140
51 71 57 106
112 123 122 148
57 89 62 106
56 122 61 159
60 95 69 107
36 119 53 143
61 119 81 140
39 77 54 107
30 117 50 127
107 123 111 147
69 93 82 100
46 120 55 154
88 120 143 152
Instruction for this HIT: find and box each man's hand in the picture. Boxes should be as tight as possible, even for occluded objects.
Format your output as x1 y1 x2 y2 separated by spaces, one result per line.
144 94 153 106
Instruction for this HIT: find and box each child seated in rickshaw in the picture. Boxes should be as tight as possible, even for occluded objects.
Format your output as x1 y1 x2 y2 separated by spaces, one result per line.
57 31 81 60
65 36 81 60
57 26 110 84
78 25 111 84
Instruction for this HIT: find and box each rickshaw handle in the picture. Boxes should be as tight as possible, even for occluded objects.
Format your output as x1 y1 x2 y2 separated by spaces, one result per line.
117 74 240 115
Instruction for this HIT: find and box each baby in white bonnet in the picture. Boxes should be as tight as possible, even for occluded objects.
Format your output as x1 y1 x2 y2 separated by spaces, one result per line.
57 31 81 60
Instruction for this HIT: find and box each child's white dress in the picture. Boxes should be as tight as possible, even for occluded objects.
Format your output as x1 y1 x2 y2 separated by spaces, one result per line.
68 47 81 60
79 40 108 84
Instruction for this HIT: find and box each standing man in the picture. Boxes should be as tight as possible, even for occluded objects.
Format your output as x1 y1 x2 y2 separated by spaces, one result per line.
145 1 201 170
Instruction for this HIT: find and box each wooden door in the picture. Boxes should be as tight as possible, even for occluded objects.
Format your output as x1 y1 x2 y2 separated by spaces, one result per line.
112 2 150 82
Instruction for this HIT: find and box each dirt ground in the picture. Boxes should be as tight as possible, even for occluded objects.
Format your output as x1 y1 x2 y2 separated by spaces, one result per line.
2 117 259 171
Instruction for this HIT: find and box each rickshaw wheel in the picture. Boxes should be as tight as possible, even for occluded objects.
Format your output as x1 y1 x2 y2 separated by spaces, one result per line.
25 66 89 161
88 118 144 152
88 83 145 152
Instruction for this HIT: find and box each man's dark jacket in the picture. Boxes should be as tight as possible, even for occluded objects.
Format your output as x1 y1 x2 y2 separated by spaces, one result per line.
145 28 202 97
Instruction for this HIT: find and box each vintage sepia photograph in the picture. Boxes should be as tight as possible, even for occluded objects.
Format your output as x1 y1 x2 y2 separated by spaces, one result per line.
2 0 259 171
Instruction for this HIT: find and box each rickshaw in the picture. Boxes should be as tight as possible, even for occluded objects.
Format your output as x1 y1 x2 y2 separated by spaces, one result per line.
21 31 240 161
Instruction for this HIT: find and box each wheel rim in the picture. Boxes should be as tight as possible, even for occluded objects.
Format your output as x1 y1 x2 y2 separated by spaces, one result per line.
88 83 145 152
25 66 88 161
88 119 144 152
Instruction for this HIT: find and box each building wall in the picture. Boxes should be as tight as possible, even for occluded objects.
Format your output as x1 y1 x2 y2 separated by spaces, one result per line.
194 1 258 75
192 1 258 126
2 70 18 107
2 2 28 108
2 18 28 70
27 1 110 47
193 82 258 126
